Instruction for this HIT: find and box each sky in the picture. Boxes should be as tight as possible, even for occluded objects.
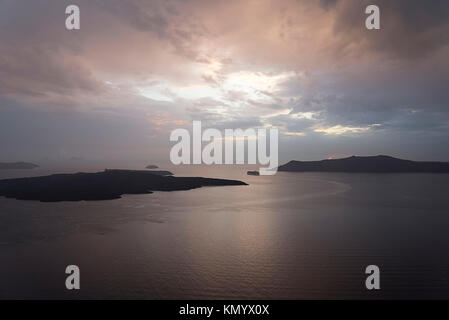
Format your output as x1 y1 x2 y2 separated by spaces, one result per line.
1 0 449 166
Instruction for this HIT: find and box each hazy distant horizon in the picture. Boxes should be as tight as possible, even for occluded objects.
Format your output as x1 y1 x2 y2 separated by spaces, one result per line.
3 153 449 174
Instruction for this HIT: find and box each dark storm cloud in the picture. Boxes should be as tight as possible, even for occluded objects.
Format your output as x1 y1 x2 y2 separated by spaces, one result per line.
0 0 104 101
277 0 449 138
318 0 338 10
330 0 449 59
287 54 449 135
0 45 103 97
95 0 207 59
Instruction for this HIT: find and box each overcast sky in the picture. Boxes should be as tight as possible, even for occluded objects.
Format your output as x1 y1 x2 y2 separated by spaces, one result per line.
1 0 449 166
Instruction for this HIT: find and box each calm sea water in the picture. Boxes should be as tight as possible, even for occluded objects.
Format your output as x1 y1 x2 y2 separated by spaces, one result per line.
1 165 449 299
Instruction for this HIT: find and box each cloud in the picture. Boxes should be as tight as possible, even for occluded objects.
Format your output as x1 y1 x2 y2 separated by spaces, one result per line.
330 0 449 60
314 124 379 135
0 45 104 98
1 0 449 161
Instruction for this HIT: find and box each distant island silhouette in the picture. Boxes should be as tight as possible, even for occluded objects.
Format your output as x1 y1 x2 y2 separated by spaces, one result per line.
106 169 173 176
0 162 39 170
0 169 247 202
278 155 449 173
145 164 159 169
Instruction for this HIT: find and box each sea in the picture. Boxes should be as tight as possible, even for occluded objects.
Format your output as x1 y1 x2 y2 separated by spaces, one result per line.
1 165 449 299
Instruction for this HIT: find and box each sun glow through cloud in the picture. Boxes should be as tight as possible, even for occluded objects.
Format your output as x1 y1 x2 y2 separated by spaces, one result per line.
314 124 381 135
137 69 296 116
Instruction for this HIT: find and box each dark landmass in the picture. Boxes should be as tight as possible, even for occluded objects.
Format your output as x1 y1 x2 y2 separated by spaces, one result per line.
0 162 39 170
105 169 173 176
247 170 260 176
0 169 247 202
278 155 449 173
145 164 159 169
